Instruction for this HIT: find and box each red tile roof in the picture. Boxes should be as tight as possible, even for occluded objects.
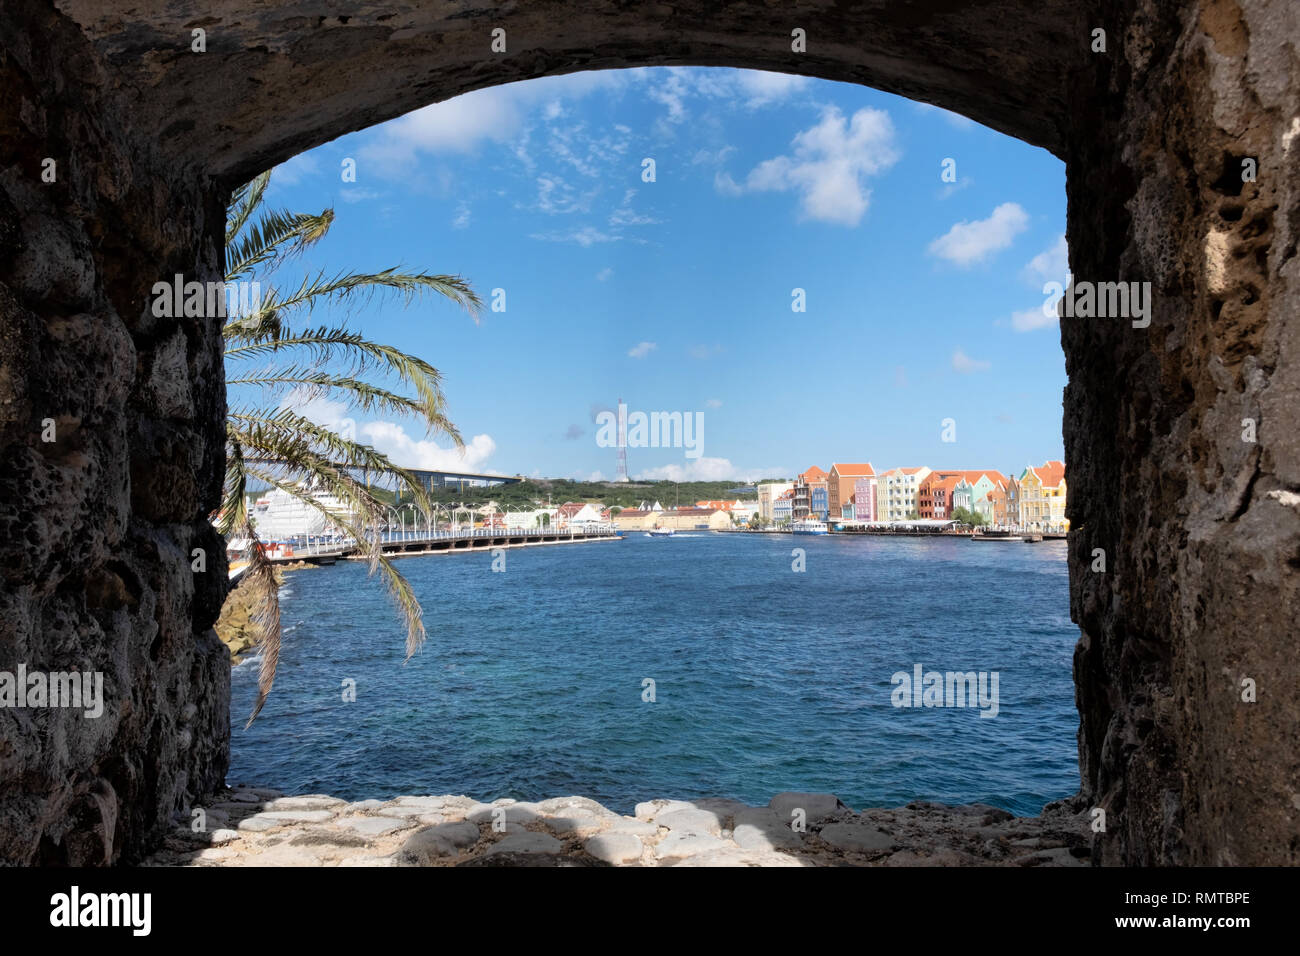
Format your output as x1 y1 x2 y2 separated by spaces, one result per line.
799 465 828 480
1032 460 1066 488
831 462 875 477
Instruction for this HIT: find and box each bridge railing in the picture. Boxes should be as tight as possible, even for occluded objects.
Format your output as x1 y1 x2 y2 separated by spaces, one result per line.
260 524 618 556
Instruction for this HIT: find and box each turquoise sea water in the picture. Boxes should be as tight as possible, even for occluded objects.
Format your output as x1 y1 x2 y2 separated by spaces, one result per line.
229 532 1080 816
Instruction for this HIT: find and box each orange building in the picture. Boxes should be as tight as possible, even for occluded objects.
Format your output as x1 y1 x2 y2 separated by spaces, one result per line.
918 472 965 518
827 463 875 519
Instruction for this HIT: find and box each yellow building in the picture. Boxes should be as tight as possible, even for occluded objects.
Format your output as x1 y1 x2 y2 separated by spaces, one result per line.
652 508 732 531
612 509 656 531
1018 460 1068 532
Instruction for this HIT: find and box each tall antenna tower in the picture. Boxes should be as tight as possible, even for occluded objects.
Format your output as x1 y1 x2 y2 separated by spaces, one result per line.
616 397 629 483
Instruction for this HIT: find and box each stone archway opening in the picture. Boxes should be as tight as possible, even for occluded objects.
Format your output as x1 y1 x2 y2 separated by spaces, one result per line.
220 63 1081 829
1 0 1295 866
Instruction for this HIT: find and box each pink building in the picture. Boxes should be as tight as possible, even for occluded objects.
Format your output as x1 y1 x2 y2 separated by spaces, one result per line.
853 476 877 521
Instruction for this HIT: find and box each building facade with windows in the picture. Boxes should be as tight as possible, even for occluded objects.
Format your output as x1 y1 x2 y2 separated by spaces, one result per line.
793 466 829 520
756 482 794 521
1019 460 1068 531
828 463 875 519
876 466 932 521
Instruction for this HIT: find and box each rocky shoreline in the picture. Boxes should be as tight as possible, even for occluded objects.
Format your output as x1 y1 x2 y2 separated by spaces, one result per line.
143 786 1093 867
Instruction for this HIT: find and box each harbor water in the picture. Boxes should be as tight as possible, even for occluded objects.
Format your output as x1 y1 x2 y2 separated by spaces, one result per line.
229 532 1079 816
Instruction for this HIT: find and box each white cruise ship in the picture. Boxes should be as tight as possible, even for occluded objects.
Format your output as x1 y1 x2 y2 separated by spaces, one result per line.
248 483 355 540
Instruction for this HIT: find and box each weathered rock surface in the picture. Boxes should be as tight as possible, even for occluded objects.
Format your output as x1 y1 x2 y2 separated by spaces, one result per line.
141 789 1092 867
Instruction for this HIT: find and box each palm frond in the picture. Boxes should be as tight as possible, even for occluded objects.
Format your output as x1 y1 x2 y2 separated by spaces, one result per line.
230 422 389 525
221 169 479 716
240 517 282 726
226 328 463 445
226 367 455 436
244 268 482 324
231 408 435 516
244 467 428 663
226 207 335 283
226 172 272 244
218 438 249 536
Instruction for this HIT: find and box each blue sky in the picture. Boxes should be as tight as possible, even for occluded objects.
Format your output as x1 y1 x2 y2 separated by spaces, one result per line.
252 67 1069 483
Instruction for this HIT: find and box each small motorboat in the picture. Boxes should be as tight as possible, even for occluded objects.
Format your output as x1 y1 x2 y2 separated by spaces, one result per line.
646 527 675 537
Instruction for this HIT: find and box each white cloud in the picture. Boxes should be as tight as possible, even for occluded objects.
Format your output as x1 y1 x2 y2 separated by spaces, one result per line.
736 71 810 108
937 178 973 200
705 398 723 408
631 67 809 126
719 106 900 226
645 70 690 126
451 202 471 229
1010 307 1057 332
596 267 614 282
280 391 352 432
713 171 743 197
530 225 620 246
278 389 497 471
952 349 992 373
534 174 598 215
609 188 659 227
338 188 384 204
928 202 1029 266
638 457 786 483
692 145 737 166
914 102 977 130
271 153 320 186
358 72 627 175
627 341 657 359
360 89 520 173
1022 233 1068 286
361 421 497 471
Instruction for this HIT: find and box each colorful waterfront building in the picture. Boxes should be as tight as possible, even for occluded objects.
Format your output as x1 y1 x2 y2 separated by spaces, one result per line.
876 466 932 521
793 466 829 520
756 482 794 521
828 463 875 519
952 477 975 514
853 476 877 521
1019 460 1068 531
654 507 732 531
918 472 965 518
773 489 794 525
985 479 1009 526
1005 475 1022 530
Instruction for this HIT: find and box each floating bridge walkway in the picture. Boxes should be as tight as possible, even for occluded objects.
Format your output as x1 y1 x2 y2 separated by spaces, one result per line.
245 524 622 572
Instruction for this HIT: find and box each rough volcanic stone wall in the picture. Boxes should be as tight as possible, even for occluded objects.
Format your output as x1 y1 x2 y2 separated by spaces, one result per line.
0 0 229 864
1066 0 1299 864
1 0 1295 866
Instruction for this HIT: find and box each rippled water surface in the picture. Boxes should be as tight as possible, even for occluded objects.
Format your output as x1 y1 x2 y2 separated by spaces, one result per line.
229 532 1079 816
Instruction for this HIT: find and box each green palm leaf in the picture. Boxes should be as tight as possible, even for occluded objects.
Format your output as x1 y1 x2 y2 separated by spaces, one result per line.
221 167 476 722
